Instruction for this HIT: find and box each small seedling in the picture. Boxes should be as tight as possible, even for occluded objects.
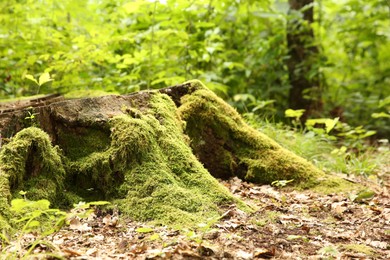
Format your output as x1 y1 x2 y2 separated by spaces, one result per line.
271 179 294 188
24 72 53 94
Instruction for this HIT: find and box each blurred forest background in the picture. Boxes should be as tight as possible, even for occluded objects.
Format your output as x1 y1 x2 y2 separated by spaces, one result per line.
0 0 389 139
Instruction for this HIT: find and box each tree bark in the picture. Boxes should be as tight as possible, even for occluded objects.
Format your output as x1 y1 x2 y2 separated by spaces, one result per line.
287 0 322 120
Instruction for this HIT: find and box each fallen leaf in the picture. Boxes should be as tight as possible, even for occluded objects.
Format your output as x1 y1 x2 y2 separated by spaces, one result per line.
369 240 387 249
236 250 252 259
197 245 215 256
62 248 83 257
253 247 275 258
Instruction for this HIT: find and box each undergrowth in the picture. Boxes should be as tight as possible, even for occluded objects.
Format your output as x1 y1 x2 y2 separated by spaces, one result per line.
244 113 389 178
0 192 109 259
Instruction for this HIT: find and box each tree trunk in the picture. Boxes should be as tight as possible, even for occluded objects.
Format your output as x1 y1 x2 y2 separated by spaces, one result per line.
0 81 340 228
287 0 322 120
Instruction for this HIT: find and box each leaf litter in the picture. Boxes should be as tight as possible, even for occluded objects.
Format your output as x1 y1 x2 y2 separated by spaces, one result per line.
1 174 389 259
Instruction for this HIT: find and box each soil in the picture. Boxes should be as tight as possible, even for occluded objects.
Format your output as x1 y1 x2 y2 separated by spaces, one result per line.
3 171 389 259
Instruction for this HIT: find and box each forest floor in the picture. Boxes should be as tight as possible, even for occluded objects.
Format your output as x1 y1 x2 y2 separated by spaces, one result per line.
5 167 388 260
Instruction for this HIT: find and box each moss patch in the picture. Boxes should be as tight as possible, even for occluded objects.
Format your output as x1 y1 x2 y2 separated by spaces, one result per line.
58 127 111 160
110 94 243 226
178 80 324 188
177 80 363 193
310 175 362 194
341 243 375 256
0 127 66 227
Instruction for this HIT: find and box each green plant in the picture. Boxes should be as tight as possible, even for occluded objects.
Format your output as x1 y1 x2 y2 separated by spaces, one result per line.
1 0 389 138
318 245 340 258
24 72 54 94
248 112 388 177
305 117 340 136
285 109 306 129
183 216 220 246
341 243 375 256
0 191 109 259
24 108 39 127
271 179 294 188
251 211 281 228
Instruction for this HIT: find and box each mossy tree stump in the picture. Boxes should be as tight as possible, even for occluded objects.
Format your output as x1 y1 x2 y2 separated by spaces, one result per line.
0 81 341 228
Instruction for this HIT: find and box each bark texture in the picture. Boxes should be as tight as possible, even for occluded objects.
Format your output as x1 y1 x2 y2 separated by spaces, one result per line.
287 0 322 120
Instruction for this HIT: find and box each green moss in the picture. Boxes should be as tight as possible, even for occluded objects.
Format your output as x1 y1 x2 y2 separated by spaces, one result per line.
178 80 324 187
178 80 363 194
57 92 241 226
310 175 363 194
0 127 66 227
341 244 375 256
58 128 110 160
110 93 239 225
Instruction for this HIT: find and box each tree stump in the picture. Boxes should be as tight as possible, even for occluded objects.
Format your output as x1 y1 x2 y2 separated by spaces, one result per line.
0 80 338 228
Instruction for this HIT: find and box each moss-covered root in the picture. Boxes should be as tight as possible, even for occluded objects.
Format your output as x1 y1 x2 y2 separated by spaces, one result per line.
110 93 240 226
0 127 66 227
178 80 325 188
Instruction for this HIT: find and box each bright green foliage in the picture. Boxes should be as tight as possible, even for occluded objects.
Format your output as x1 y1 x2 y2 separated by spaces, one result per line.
10 198 66 235
1 197 109 259
320 0 390 136
0 0 388 135
246 113 389 178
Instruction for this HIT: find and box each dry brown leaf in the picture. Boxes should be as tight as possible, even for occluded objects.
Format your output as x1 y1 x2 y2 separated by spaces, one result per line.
118 239 129 253
85 248 98 256
235 249 252 259
253 247 275 258
62 248 83 257
197 245 215 256
368 240 387 249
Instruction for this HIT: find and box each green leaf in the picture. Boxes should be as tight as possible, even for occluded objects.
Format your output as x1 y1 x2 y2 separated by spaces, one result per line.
306 118 339 133
136 227 154 233
149 233 160 241
378 96 390 108
285 109 305 119
123 1 144 13
359 130 376 139
353 190 376 202
26 220 41 229
271 179 294 187
10 199 29 212
25 74 39 85
38 72 53 86
371 112 390 119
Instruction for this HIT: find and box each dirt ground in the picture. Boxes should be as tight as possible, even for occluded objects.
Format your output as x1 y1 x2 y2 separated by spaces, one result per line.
3 171 389 259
